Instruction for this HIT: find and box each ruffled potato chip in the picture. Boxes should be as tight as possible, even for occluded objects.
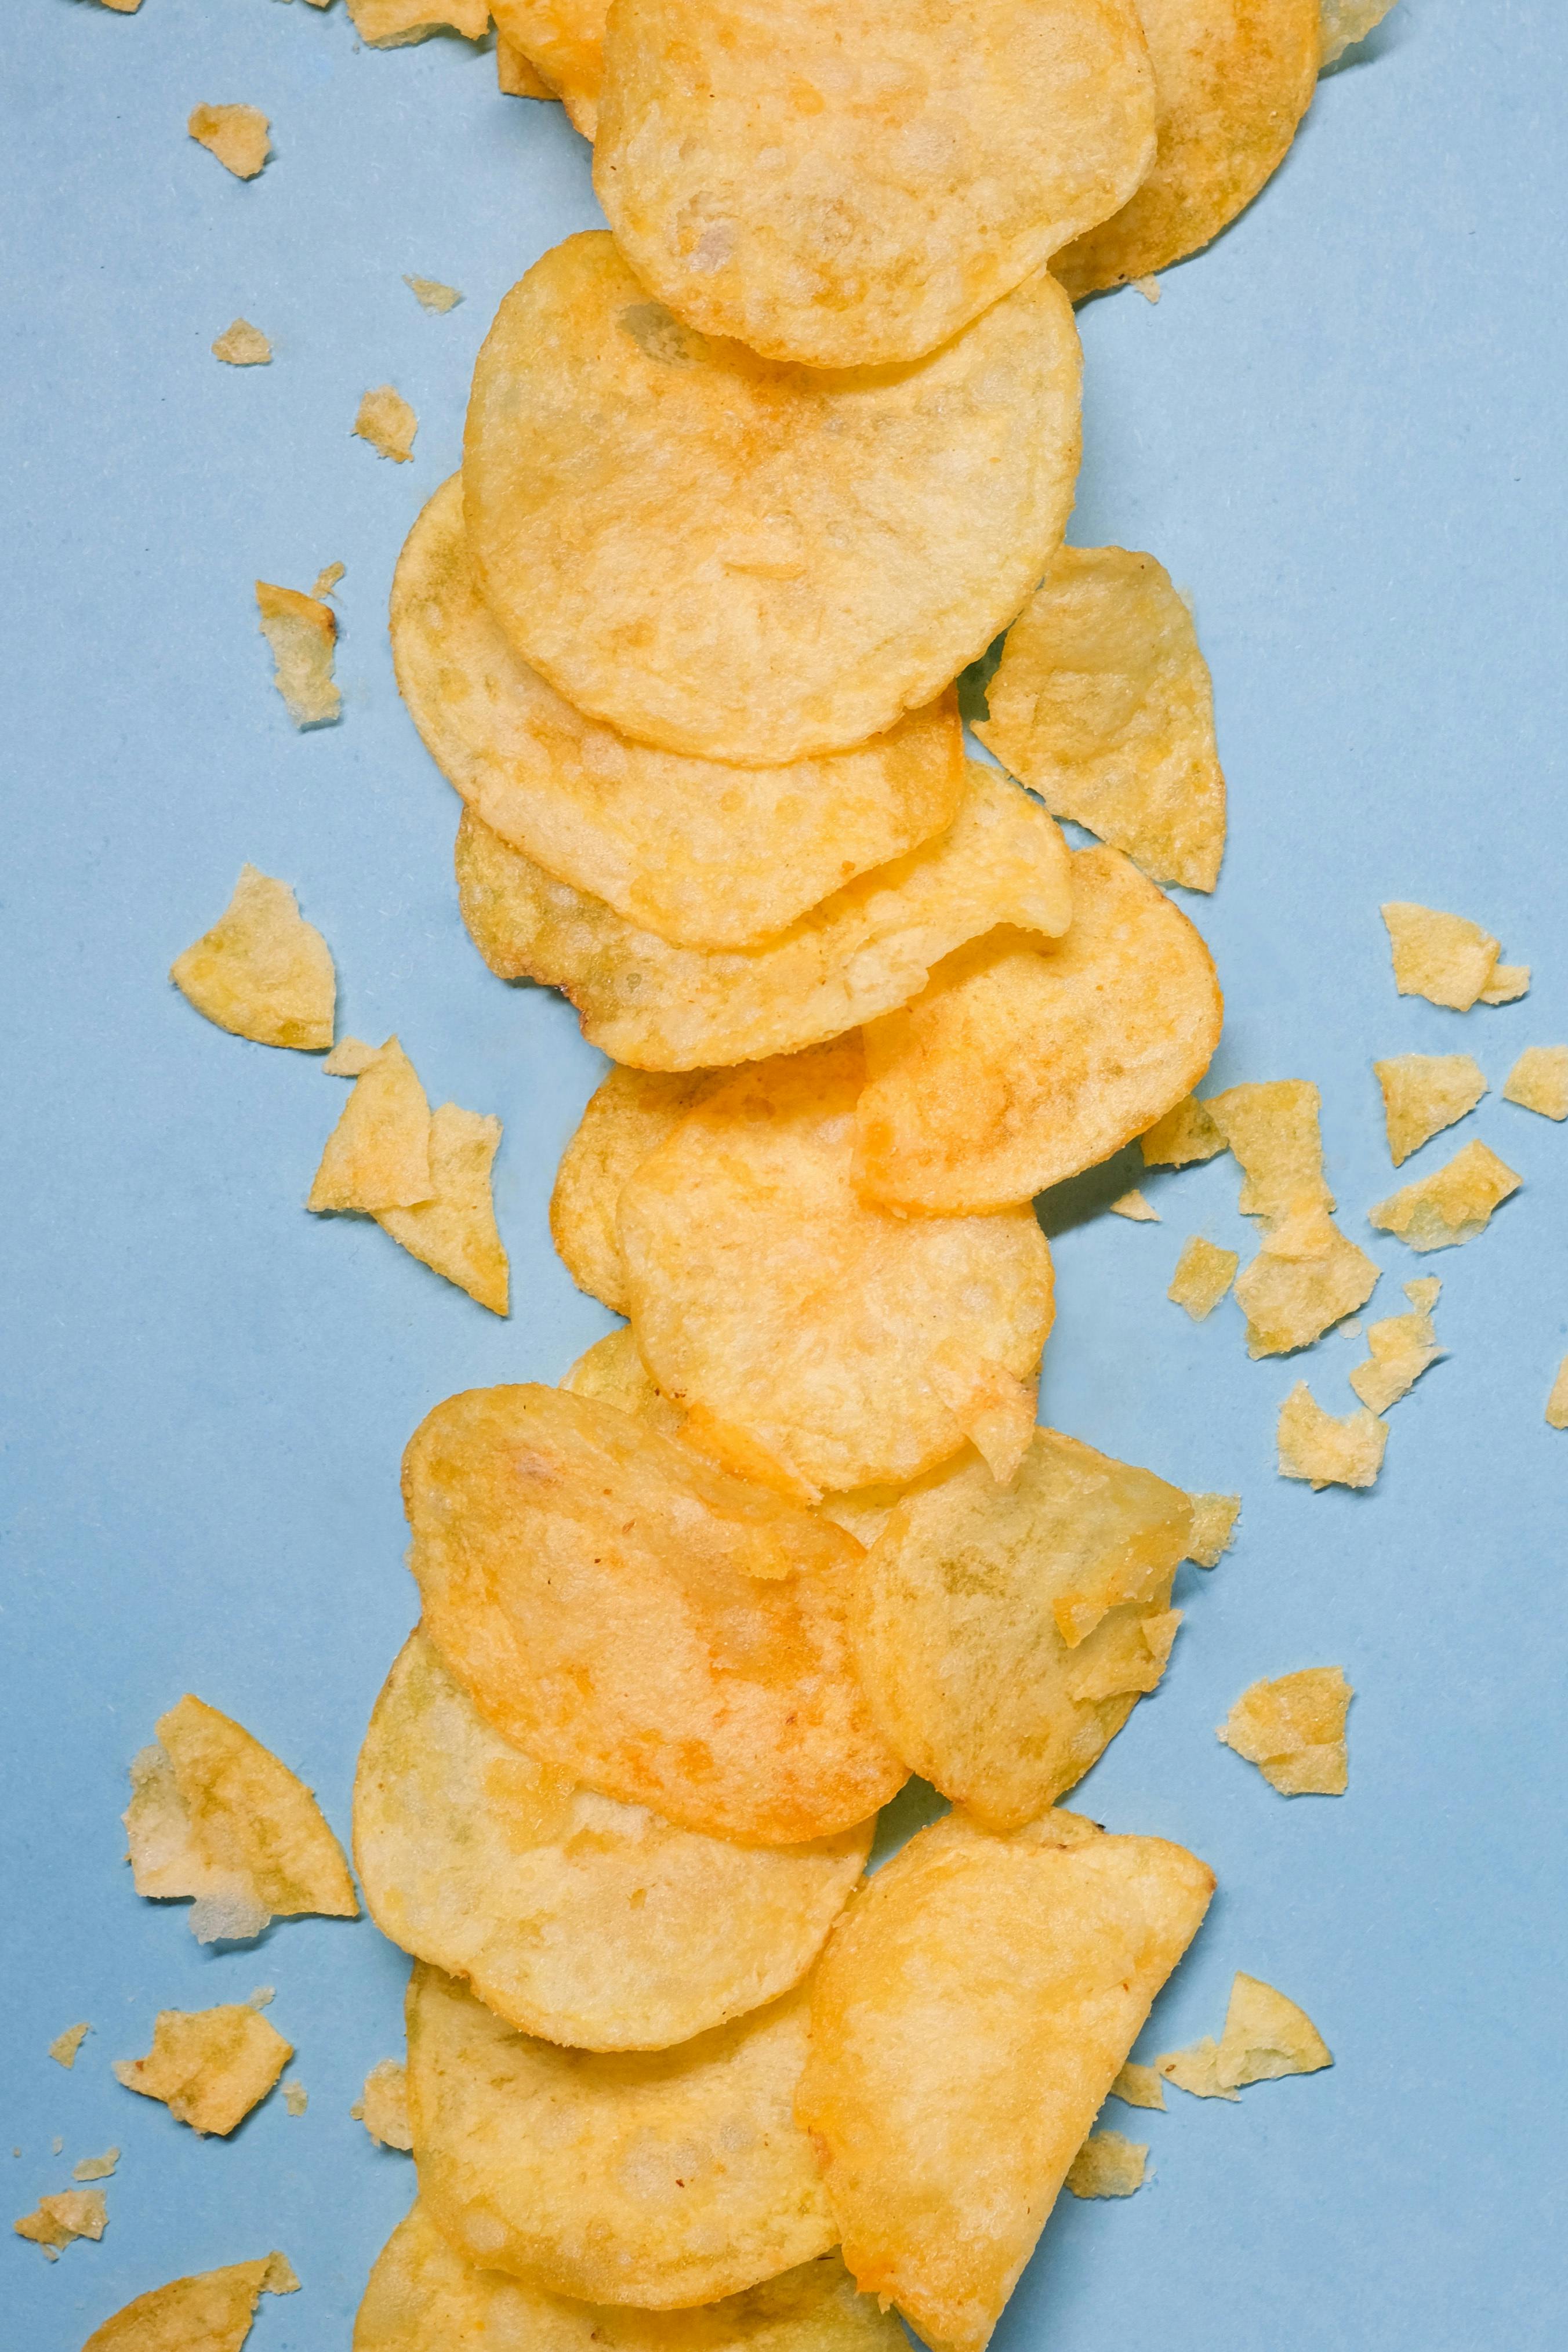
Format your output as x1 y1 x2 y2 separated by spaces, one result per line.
457 764 1070 1072
1218 1664 1351 1795
408 1964 833 2306
974 545 1225 891
553 1069 721 1313
1381 900 1503 1010
1503 1046 1568 1121
1368 1139 1520 1253
492 0 602 132
1231 1202 1379 1358
797 1812 1214 2352
1276 1383 1385 1490
464 234 1082 764
112 2003 292 2136
1066 2130 1146 2198
595 0 1154 368
188 104 271 180
376 1102 509 1315
85 2258 295 2351
171 866 335 1051
256 581 340 728
853 847 1222 1215
1167 1235 1238 1320
308 1037 433 1213
404 1384 903 1842
1349 1279 1442 1412
1139 1090 1225 1166
393 479 964 952
620 1040 1055 1494
1158 1971 1331 2097
1207 1079 1332 1225
1052 0 1320 299
346 0 489 46
1374 1052 1487 1166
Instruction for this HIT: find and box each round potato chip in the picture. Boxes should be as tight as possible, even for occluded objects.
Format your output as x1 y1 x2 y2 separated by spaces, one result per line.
402 1384 903 1843
594 0 1154 368
463 234 1081 764
854 846 1223 1215
1052 0 1320 298
491 0 602 133
355 1632 870 2050
393 479 965 950
619 1039 1055 1496
552 1069 723 1312
407 1963 834 2306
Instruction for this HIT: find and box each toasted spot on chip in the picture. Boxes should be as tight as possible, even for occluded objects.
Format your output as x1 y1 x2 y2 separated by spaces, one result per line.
1219 1665 1351 1795
1546 1356 1568 1431
1374 1052 1487 1165
1380 901 1502 1011
1139 1091 1226 1167
1503 1046 1568 1121
1276 1382 1386 1490
551 1069 722 1314
188 104 271 180
1168 1235 1238 1321
496 34 561 101
345 0 490 45
1349 1280 1443 1413
113 2005 292 2137
405 275 462 313
1109 2060 1165 2110
14 2187 107 2259
1185 1491 1240 1566
1111 1189 1160 1221
1232 1203 1380 1358
354 384 418 463
322 1035 377 1077
72 2151 119 2182
561 1327 685 1439
83 2257 285 2349
171 865 335 1051
308 1037 432 1213
1207 1080 1331 1225
1066 2130 1147 2199
256 580 340 728
1480 963 1530 1005
49 2023 90 2069
1320 0 1397 63
1369 1139 1522 1253
213 318 271 366
377 1103 509 1315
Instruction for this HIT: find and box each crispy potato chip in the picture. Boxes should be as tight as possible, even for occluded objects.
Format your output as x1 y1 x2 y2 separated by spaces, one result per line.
1167 1235 1238 1320
14 2188 107 2259
458 765 1070 1072
1207 1079 1331 1225
1349 1279 1443 1412
1503 1046 1568 1121
1052 0 1320 298
1139 1091 1225 1167
854 846 1222 1214
492 0 602 130
84 2258 293 2350
620 1040 1056 1492
376 1103 509 1314
188 104 271 180
850 1432 1193 1827
595 0 1154 369
1380 901 1502 1011
171 865 335 1050
356 2059 413 2151
1110 1189 1160 1221
256 580 341 727
404 1384 903 1842
405 275 462 313
497 34 560 100
1109 2060 1165 2110
1320 0 1396 64
324 1035 378 1077
974 545 1225 891
1220 1665 1350 1795
1276 1383 1385 1490
409 1964 833 2304
1162 1972 1332 2097
1065 2130 1146 2198
797 1811 1214 2352
553 1069 722 1313
464 234 1082 764
355 384 418 462
1232 1203 1380 1358
73 2153 119 2183
1546 1356 1568 1431
1369 1138 1521 1253
562 1326 685 1437
113 2005 292 2136
213 318 271 365
394 480 965 952
125 1692 357 1940
1374 1052 1487 1166
308 1037 433 1212
1480 962 1530 1005
346 0 489 44
50 2022 90 2068
1184 1491 1241 1566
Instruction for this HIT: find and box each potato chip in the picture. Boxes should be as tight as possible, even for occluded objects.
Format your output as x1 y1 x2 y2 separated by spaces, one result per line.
464 234 1082 764
14 2188 107 2259
1218 1665 1351 1795
73 2153 119 2183
850 1432 1193 1827
1109 2060 1165 2110
620 1041 1056 1493
188 104 271 180
1161 1972 1331 2098
1380 901 1502 1011
346 0 489 44
1066 2130 1147 2198
1232 1203 1380 1358
1276 1382 1385 1490
84 2258 293 2351
356 2059 413 2151
355 384 418 463
1480 962 1530 1005
324 1035 378 1077
1207 1079 1332 1228
49 2022 90 2068
1374 1052 1487 1166
1052 0 1320 298
308 1037 432 1211
256 580 341 727
405 1384 903 1841
797 1811 1214 2352
405 275 462 313
376 1103 509 1314
853 847 1221 1214
408 1963 833 2304
1139 1091 1225 1167
492 0 603 132
125 1692 357 1941
1369 1138 1521 1253
1503 1046 1568 1121
457 764 1070 1072
1546 1356 1568 1431
1184 1490 1240 1566
974 546 1225 891
282 2078 308 2117
1167 1235 1238 1321
552 1069 721 1313
213 318 271 366
112 2004 292 2136
1349 1279 1443 1413
497 34 560 100
1320 0 1396 63
562 1327 684 1436
595 0 1153 368
1110 1189 1160 1221
172 865 335 1050
394 481 965 953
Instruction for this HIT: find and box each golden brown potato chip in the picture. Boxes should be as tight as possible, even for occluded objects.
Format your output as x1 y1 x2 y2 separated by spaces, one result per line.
1159 1972 1331 2097
1218 1665 1351 1795
125 1692 358 1941
355 384 418 462
492 0 602 130
49 2022 90 2068
324 1035 378 1077
620 1040 1056 1493
394 479 966 952
1503 1046 1568 1121
1139 1091 1225 1167
172 865 335 1051
355 2059 413 2151
188 103 271 180
112 2005 292 2136
497 33 560 99
797 1812 1214 2352
562 1326 684 1436
975 545 1225 891
1320 0 1396 63
464 234 1082 764
1184 1491 1240 1566
1276 1383 1385 1490
356 1632 869 2049
404 1384 903 1842
1207 1079 1331 1225
1546 1356 1568 1431
1109 1189 1160 1221
1368 1138 1521 1253
1480 963 1530 1004
72 2153 119 2183
1167 1235 1238 1320
84 2258 293 2350
1380 901 1502 1010
1108 2060 1165 2110
346 0 489 43
1052 0 1320 297
256 580 340 727
595 0 1154 368
1232 1203 1380 1358
850 1431 1193 1827
376 1103 509 1314
405 275 462 313
552 1068 721 1313
14 2188 107 2259
1065 2130 1147 2198
308 1037 432 1212
213 318 271 366
854 846 1222 1214
457 764 1070 1072
1373 1052 1487 1166
1349 1279 1442 1412
408 1963 833 2304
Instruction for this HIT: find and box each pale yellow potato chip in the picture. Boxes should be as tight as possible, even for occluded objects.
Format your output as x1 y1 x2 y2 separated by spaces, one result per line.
620 1040 1056 1493
1276 1383 1386 1490
72 2153 119 2183
357 2059 412 2151
404 1384 903 1842
394 480 966 952
1368 1138 1522 1253
84 2258 290 2350
1381 901 1502 1010
1348 1280 1443 1413
1185 1491 1240 1566
457 764 1071 1073
1109 2059 1165 2110
14 2187 107 2259
125 1692 358 1941
112 2005 292 2137
405 275 462 313
1232 1203 1380 1358
256 580 341 727
346 0 489 45
49 2023 90 2068
1207 1080 1332 1225
308 1037 433 1213
323 1035 378 1077
282 2079 308 2117
854 846 1222 1215
1546 1356 1568 1430
1167 1235 1238 1320
1065 2130 1146 2198
492 0 602 132
1139 1091 1225 1167
1373 1052 1487 1166
355 384 418 463
562 1326 685 1436
1110 1189 1160 1221
213 318 271 366
188 104 271 180
596 0 1154 369
1320 0 1397 64
497 34 560 100
552 1068 721 1313
1053 0 1320 297
1503 1046 1568 1121
376 1102 509 1314
172 865 335 1050
850 1432 1193 1827
1218 1665 1351 1795
1214 1971 1332 2087
974 545 1225 891
464 234 1082 764
409 1963 833 2304
1480 963 1530 1005
797 1812 1214 2352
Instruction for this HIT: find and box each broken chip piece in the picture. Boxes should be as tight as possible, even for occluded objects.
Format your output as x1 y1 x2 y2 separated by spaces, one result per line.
308 1037 433 1212
256 580 341 727
1380 901 1505 1011
1374 1052 1487 1165
1479 962 1530 1005
1349 1280 1443 1413
376 1102 509 1315
1065 2130 1148 2198
354 385 418 462
1108 2060 1165 2110
1368 1139 1522 1252
1546 1357 1568 1431
1502 1046 1568 1121
1207 1080 1333 1225
354 2059 412 2151
188 104 271 180
1276 1383 1386 1490
212 319 271 365
405 275 462 312
49 2023 90 2069
1159 1972 1332 2098
1218 1665 1351 1795
1167 1235 1239 1321
1320 0 1398 64
71 2153 118 2183
1139 1091 1226 1167
83 2256 296 2350
346 0 490 44
1231 1203 1380 1358
561 1327 683 1436
171 865 335 1050
322 1036 377 1077
113 2004 293 2137
1110 1189 1160 1221
282 2079 307 2117
1184 1491 1240 1566
14 2188 108 2260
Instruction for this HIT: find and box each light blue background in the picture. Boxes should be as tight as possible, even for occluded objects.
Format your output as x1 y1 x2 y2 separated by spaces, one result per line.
3 1 1565 2343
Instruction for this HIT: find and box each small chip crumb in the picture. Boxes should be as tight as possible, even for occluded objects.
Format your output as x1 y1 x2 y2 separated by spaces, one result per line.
1381 901 1505 1011
1349 1279 1443 1413
1219 1666 1351 1795
282 2079 308 2118
256 581 340 728
1277 1382 1386 1490
1185 1491 1240 1567
405 274 463 313
1130 275 1161 304
1140 1094 1225 1168
1232 1202 1380 1359
49 2023 91 2070
353 385 418 463
1109 2060 1166 2111
1160 1973 1331 2100
1167 1235 1238 1321
114 2006 293 2137
1369 1139 1522 1253
356 2057 413 2150
1374 1052 1487 1166
263 2250 301 2294
1109 1188 1159 1221
1545 1356 1568 1431
212 319 271 366
14 2187 108 2259
1502 1046 1568 1121
52 2137 64 2156
322 1035 377 1077
311 561 345 601
1480 964 1530 1005
188 104 272 182
248 1987 275 2010
1066 2129 1147 2197
72 2151 119 2183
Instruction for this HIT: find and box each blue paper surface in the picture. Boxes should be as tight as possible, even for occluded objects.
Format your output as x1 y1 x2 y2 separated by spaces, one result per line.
2 1 1566 2343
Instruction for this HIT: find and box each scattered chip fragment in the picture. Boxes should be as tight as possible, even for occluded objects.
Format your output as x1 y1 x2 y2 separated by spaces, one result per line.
1381 901 1503 1011
1185 1491 1240 1566
72 2152 118 2183
1503 1046 1568 1121
97 0 146 11
282 2079 308 2118
1109 2060 1166 2110
551 1068 720 1313
113 2005 292 2137
1480 963 1530 1005
171 865 335 1050
1369 1139 1522 1253
346 0 490 44
1110 1189 1160 1221
1168 1235 1239 1320
1207 1080 1332 1225
1374 1052 1487 1165
376 1102 509 1314
308 1037 433 1212
354 2059 412 2151
1320 0 1398 64
1276 1383 1386 1490
1140 1092 1226 1167
322 1035 377 1077
188 104 272 181
405 275 462 313
49 2023 90 2069
1066 2130 1148 2198
1232 1203 1380 1358
1349 1279 1443 1412
1546 1356 1568 1430
14 2187 107 2259
256 580 341 727
354 385 418 462
82 2256 294 2351
1160 1973 1332 2099
1218 1665 1351 1795
213 319 271 366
